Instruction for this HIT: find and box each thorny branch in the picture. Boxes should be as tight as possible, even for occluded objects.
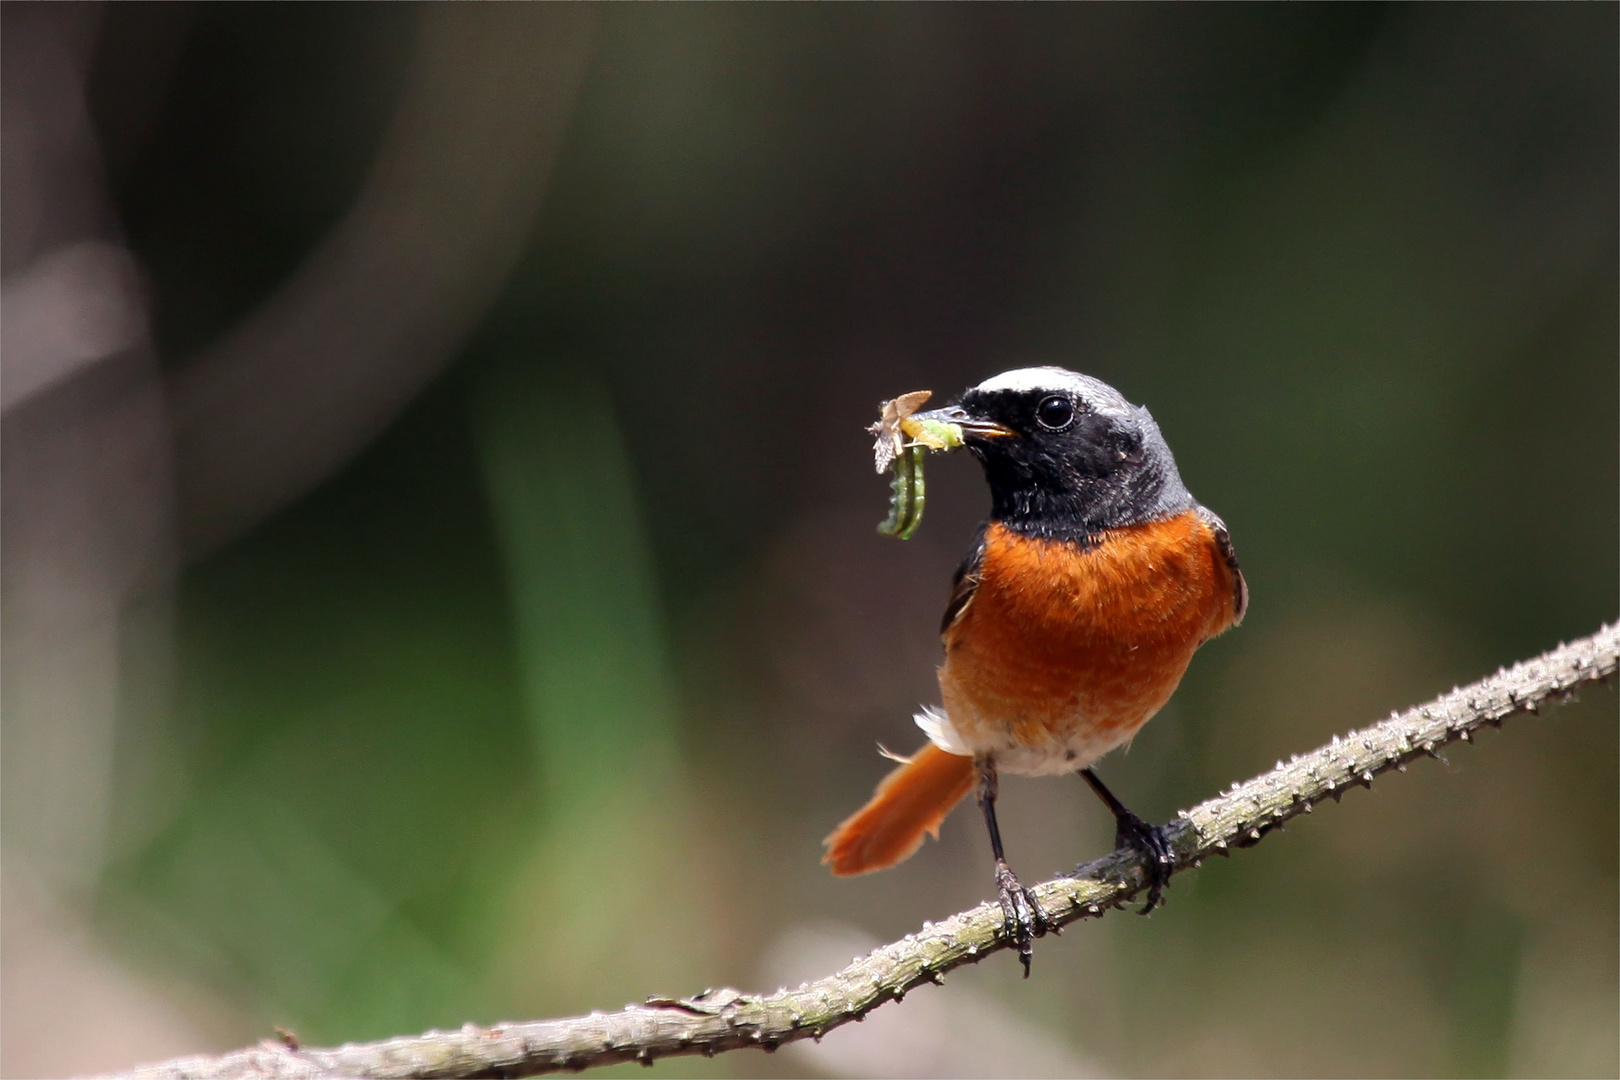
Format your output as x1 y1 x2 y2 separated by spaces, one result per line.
111 624 1619 1080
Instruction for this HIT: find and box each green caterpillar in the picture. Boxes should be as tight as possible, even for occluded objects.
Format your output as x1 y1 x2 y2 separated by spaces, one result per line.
876 415 964 540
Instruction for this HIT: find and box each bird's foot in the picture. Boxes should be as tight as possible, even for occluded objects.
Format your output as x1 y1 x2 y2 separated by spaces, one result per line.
994 861 1050 977
1112 810 1175 915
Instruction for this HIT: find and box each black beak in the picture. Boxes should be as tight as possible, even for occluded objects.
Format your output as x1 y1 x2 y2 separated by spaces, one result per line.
912 404 1016 441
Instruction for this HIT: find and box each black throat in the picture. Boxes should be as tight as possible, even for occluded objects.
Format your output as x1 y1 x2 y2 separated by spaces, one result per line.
980 453 1195 544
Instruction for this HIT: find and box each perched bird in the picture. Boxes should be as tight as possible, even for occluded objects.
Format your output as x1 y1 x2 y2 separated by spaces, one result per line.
824 366 1246 974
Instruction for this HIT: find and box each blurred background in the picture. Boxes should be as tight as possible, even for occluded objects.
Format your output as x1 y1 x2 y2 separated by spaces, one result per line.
3 4 1615 1077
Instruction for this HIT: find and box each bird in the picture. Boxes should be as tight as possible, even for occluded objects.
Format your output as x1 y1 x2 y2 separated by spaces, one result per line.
823 366 1246 975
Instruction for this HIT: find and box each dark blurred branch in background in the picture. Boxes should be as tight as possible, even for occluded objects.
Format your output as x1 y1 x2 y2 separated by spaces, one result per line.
110 624 1618 1080
169 4 598 559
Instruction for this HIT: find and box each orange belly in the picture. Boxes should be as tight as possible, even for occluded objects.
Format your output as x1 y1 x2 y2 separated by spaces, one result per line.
939 511 1237 775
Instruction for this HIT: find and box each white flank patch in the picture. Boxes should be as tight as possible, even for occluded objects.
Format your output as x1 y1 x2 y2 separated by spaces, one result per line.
914 705 972 757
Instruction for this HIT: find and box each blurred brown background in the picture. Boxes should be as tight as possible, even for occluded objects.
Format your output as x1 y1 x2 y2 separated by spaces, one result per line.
2 4 1615 1077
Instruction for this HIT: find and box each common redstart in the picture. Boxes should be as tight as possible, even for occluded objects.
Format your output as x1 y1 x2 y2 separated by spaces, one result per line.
824 366 1246 974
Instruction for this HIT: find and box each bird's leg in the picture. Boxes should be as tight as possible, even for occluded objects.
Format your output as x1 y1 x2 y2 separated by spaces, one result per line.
976 755 1049 976
1080 768 1175 914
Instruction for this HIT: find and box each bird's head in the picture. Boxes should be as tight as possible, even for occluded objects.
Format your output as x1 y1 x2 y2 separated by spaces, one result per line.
911 366 1194 539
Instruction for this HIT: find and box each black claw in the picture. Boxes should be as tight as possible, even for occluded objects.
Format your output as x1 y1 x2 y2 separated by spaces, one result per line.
1079 768 1177 915
994 862 1049 977
1112 809 1175 914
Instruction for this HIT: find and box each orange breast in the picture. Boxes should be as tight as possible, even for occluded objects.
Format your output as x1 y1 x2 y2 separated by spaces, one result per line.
939 511 1237 775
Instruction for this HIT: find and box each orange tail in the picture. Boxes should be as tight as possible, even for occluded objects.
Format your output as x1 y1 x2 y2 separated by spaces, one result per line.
822 744 976 876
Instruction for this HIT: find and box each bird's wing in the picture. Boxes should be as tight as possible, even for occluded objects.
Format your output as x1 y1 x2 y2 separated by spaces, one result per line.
1196 505 1248 626
940 522 989 637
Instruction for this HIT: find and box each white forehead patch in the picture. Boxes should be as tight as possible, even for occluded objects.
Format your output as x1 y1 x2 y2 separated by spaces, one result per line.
972 366 1135 416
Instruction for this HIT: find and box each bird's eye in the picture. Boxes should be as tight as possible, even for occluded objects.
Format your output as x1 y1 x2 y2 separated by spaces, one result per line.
1035 395 1074 430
